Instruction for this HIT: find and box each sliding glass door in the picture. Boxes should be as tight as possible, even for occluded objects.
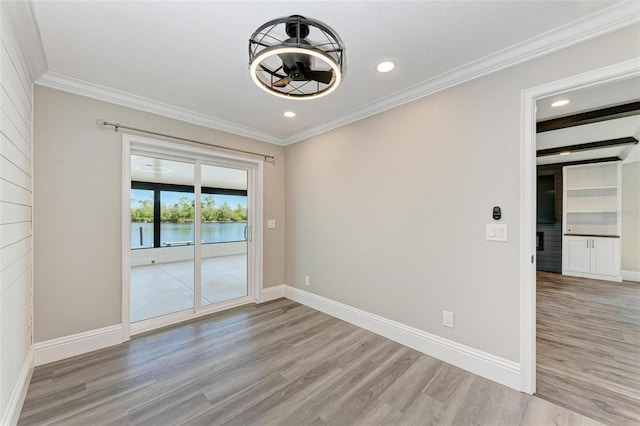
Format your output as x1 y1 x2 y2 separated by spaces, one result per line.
200 163 248 307
130 155 195 322
128 152 251 327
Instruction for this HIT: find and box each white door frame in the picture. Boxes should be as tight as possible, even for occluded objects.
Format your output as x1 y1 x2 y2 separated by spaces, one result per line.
519 57 639 394
121 134 264 340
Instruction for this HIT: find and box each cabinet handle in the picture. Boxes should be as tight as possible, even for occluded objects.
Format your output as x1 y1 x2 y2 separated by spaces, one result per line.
587 239 589 248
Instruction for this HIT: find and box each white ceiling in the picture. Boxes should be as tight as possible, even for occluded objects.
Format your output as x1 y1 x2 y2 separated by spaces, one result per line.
536 115 640 150
536 76 640 166
131 155 247 189
536 77 640 120
29 0 634 145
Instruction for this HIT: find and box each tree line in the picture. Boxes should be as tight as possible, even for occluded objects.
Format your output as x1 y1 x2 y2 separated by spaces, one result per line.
131 195 247 223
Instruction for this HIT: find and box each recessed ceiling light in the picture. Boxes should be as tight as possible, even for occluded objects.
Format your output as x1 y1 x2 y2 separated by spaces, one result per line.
376 61 395 73
284 111 296 118
559 151 571 156
551 99 570 107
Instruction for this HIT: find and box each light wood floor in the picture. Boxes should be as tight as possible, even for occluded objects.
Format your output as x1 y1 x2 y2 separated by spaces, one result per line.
537 271 640 426
20 299 602 425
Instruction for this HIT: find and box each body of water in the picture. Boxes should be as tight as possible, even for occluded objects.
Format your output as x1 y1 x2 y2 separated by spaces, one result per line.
131 222 247 248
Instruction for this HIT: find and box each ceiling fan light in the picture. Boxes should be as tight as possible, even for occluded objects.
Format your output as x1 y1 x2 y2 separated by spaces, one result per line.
249 46 342 100
248 15 344 100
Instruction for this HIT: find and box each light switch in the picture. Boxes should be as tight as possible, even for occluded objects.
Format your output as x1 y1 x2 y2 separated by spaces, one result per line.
486 224 507 241
267 219 276 229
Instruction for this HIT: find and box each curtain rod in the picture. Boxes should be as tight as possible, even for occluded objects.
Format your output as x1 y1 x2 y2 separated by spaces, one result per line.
98 120 276 162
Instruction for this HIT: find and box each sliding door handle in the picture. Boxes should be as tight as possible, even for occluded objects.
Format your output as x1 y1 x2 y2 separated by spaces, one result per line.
244 225 248 241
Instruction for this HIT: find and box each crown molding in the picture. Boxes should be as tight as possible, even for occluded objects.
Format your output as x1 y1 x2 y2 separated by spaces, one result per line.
35 72 285 146
2 0 47 81
32 1 638 147
282 1 640 145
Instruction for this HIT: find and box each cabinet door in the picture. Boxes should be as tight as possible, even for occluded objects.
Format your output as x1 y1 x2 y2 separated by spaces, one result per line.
590 237 620 277
564 236 591 273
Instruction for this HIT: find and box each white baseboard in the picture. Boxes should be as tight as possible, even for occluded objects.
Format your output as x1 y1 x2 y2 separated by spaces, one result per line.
622 270 640 282
2 347 34 426
562 269 622 282
259 285 285 303
34 324 124 366
283 285 522 391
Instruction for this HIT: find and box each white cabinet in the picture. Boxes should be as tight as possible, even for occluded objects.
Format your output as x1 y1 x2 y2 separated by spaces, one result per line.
590 237 620 277
563 236 621 281
564 236 591 273
562 162 622 282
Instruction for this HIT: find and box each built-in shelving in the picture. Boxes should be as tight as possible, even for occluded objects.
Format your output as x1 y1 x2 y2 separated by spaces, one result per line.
563 162 620 237
562 161 622 282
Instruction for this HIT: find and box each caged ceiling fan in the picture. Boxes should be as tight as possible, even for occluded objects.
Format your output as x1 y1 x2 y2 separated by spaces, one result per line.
248 15 345 99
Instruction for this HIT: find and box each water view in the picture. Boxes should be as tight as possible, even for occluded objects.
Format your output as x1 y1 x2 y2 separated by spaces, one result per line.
131 222 247 248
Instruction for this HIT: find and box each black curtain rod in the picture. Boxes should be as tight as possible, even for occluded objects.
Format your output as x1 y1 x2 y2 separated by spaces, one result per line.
99 120 276 162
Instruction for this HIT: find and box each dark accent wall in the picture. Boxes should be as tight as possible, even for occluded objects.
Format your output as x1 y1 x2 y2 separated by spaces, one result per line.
536 166 563 273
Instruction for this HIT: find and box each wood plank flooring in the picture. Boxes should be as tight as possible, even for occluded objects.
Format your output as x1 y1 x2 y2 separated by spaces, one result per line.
20 298 602 425
537 271 640 426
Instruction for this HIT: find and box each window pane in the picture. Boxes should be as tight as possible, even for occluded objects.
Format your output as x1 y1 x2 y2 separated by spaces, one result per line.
160 191 195 246
201 194 248 244
130 189 154 249
130 155 195 323
200 163 248 308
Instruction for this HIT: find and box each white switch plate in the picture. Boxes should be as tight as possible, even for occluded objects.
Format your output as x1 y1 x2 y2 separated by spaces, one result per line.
443 310 454 328
486 224 507 241
304 275 310 286
267 219 276 229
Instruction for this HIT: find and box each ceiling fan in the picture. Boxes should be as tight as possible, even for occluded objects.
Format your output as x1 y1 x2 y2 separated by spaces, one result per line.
272 16 334 88
248 15 344 99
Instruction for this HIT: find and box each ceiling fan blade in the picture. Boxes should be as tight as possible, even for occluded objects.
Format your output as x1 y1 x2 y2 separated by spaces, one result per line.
306 70 333 85
273 76 293 88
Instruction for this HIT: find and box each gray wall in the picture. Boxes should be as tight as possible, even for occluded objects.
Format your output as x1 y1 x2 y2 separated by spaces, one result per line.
33 87 285 342
285 25 640 362
622 161 640 275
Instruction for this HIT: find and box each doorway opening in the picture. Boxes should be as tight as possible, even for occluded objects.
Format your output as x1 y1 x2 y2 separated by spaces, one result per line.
520 59 639 424
122 134 263 336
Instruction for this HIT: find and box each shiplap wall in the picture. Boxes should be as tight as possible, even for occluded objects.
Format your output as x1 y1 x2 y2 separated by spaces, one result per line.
1 6 34 422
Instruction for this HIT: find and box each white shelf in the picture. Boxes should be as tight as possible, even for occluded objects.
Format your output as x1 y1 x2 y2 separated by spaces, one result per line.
566 185 617 191
565 192 617 212
566 210 617 214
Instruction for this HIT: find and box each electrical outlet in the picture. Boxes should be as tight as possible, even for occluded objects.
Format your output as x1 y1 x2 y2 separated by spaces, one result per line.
304 275 310 286
443 310 454 328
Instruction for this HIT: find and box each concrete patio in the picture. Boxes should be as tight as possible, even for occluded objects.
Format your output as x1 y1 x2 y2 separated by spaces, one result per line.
130 253 247 323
